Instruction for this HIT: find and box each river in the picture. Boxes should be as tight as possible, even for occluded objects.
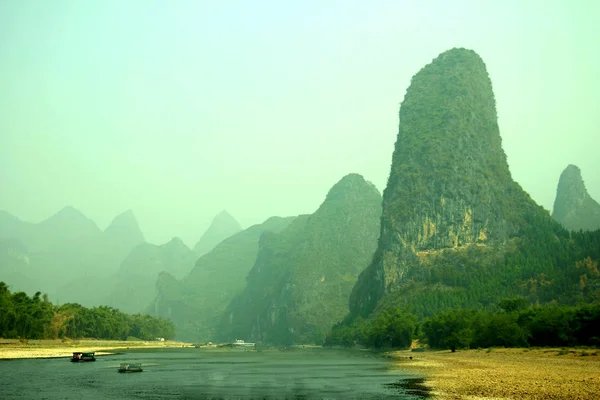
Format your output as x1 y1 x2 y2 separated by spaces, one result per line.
0 347 430 399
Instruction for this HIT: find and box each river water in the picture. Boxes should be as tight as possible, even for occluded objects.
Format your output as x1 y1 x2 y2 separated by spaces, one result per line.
0 347 430 399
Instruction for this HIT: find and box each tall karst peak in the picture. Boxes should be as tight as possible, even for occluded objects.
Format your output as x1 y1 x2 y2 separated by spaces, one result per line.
104 209 145 245
349 47 555 317
192 210 242 256
552 164 600 231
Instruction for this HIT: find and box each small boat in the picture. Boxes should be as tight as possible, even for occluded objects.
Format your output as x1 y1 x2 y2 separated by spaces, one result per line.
71 352 96 362
118 363 143 373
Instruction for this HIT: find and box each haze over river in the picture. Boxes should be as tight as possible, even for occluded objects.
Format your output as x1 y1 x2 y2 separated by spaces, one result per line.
0 347 429 399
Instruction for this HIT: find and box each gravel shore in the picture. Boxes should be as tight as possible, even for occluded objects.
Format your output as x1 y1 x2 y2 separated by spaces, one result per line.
391 347 600 399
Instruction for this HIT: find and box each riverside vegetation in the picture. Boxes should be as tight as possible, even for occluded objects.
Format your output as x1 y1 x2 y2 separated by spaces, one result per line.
0 282 174 340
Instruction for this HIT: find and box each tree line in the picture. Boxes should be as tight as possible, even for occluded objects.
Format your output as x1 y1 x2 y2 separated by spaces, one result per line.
0 282 174 340
326 298 600 351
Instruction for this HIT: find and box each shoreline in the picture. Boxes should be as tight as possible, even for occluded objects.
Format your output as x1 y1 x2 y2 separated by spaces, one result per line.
391 347 600 399
0 339 193 360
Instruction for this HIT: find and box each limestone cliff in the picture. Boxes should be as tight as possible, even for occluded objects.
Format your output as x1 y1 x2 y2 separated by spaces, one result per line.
349 48 557 317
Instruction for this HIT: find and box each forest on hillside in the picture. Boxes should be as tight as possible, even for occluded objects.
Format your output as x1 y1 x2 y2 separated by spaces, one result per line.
327 254 600 350
0 282 174 340
326 298 600 351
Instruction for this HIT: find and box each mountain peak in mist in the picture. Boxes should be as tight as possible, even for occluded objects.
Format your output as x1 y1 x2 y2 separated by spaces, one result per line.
552 164 600 231
192 210 242 256
38 206 100 235
104 209 145 245
166 236 191 252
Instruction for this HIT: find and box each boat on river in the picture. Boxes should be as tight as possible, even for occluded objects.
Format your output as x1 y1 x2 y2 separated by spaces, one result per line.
118 363 143 373
71 352 96 362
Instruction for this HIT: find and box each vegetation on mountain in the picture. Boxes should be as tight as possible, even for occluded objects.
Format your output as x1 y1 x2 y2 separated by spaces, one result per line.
150 216 294 342
0 282 174 340
552 165 600 231
219 174 382 345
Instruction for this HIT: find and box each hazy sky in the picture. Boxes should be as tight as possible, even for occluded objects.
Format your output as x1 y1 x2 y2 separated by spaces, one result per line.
1 0 599 246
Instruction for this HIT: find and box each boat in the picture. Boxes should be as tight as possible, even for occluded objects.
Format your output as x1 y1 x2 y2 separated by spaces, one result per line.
118 363 143 373
71 352 96 362
233 339 255 347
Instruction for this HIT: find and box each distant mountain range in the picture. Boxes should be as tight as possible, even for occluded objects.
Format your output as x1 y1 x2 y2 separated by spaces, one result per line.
0 207 145 304
0 207 244 312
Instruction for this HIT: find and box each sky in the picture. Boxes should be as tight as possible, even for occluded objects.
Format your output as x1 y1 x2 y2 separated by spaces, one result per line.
1 0 599 247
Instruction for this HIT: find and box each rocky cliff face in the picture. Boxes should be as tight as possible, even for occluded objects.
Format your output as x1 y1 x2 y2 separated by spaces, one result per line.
220 174 382 345
349 48 555 317
193 210 242 256
552 165 600 231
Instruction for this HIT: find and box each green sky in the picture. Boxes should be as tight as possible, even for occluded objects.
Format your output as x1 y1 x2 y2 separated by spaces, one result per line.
1 0 598 246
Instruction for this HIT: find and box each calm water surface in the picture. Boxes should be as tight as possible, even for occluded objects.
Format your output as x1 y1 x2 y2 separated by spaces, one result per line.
0 347 430 399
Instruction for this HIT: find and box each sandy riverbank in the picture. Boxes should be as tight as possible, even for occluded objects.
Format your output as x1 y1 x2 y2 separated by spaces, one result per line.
0 339 193 360
391 347 600 399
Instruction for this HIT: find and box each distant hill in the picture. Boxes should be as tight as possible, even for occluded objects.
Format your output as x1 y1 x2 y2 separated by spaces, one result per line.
192 210 242 257
150 216 294 342
104 237 197 314
219 174 382 345
552 165 600 231
103 209 146 259
0 207 145 304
